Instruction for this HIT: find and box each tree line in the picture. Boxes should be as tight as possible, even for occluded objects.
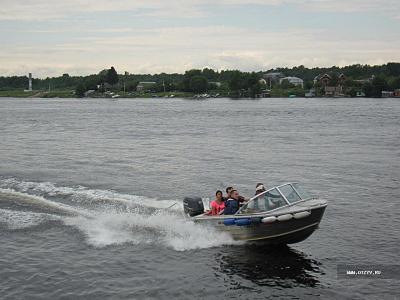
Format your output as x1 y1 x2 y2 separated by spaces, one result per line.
1 63 399 97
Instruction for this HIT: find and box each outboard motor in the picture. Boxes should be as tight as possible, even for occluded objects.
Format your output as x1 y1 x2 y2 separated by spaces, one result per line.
183 197 204 217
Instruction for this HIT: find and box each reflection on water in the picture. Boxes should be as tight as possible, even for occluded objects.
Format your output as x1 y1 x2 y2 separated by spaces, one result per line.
215 245 322 288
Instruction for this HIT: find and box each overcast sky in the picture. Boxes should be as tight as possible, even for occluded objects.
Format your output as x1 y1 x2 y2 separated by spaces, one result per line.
1 0 400 77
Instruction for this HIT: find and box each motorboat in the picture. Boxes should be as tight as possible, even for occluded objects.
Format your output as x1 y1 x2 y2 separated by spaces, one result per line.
183 183 327 245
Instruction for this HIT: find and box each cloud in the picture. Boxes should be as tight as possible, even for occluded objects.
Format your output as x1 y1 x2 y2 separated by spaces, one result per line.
0 1 399 76
2 0 400 21
0 0 206 21
1 24 399 77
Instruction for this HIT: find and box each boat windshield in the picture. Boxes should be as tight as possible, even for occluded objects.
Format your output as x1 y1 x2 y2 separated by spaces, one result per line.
237 183 311 214
292 183 312 200
238 188 287 214
278 184 301 204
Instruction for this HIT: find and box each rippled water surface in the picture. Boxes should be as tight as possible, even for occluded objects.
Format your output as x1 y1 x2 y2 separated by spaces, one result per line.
0 97 399 299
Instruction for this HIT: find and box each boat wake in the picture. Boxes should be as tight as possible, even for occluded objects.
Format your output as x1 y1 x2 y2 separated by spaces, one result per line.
0 178 238 251
0 208 61 230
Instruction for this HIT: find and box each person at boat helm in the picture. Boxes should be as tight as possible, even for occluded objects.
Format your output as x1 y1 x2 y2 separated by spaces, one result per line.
224 189 241 215
255 183 266 195
205 190 225 215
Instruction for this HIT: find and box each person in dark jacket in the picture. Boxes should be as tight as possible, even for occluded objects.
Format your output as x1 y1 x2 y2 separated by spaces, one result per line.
225 186 248 203
224 189 240 215
224 186 233 201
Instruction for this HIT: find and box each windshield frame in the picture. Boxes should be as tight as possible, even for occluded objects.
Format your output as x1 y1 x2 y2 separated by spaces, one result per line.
236 182 311 214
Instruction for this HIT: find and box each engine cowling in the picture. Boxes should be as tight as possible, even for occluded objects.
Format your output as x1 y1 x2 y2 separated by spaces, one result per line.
183 197 204 217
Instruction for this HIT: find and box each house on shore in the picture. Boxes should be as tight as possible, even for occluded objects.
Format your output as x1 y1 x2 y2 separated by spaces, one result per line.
381 90 400 97
279 76 304 87
137 81 156 92
314 74 331 86
325 86 344 97
263 72 284 87
382 91 394 97
314 73 346 97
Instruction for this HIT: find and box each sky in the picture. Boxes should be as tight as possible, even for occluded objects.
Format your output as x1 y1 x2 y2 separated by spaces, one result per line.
1 0 400 77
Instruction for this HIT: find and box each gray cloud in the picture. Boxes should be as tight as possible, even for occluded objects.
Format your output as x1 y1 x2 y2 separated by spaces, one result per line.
1 0 400 21
1 24 399 76
1 1 399 76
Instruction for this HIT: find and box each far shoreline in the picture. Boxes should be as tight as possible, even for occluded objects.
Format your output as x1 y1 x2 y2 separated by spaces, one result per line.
1 90 398 100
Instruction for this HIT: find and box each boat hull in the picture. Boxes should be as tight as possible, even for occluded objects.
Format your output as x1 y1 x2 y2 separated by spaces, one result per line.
194 206 326 245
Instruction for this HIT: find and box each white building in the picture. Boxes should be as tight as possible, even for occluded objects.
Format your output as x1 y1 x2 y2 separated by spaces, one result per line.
279 76 304 87
136 81 156 92
263 72 284 82
258 78 267 85
209 81 221 87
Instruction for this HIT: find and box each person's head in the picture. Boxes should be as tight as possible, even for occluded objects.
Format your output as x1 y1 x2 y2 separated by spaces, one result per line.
216 190 223 200
231 189 239 200
255 183 266 195
226 186 233 197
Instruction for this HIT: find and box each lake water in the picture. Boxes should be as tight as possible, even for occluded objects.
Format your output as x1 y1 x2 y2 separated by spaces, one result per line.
0 97 399 299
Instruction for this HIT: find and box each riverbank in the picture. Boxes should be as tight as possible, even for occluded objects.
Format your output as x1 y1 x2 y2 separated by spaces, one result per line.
1 89 398 99
0 90 75 98
0 90 197 99
0 86 306 98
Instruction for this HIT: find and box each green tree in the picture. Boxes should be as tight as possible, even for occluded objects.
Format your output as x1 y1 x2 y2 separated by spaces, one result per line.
280 79 293 89
106 66 119 86
304 80 313 90
202 68 217 80
246 72 261 98
348 87 358 97
389 76 400 90
386 63 400 76
189 75 208 93
125 81 139 92
183 69 202 91
330 73 339 86
228 71 243 93
75 82 86 98
371 76 387 97
362 82 374 97
84 75 101 90
246 72 258 88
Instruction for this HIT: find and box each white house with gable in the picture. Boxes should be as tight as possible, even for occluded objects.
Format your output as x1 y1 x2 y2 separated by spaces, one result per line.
279 76 304 87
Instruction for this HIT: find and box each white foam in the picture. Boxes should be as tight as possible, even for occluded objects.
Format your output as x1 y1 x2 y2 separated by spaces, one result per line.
63 209 240 251
0 188 87 216
0 178 239 251
0 208 61 230
0 178 180 211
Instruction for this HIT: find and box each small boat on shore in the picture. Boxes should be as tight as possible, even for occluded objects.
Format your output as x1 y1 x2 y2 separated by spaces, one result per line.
183 183 327 245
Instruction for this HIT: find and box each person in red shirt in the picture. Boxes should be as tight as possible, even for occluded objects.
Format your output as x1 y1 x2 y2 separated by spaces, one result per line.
206 190 225 215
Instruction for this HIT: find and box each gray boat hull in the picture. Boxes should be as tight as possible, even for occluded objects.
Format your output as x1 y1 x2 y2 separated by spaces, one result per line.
193 205 326 245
